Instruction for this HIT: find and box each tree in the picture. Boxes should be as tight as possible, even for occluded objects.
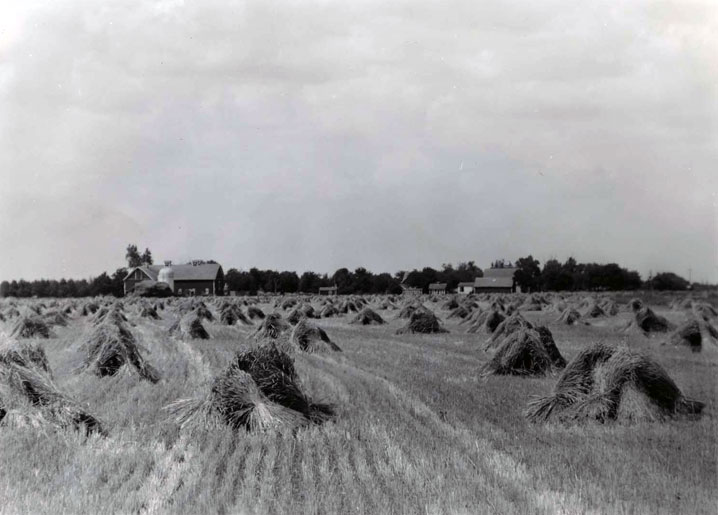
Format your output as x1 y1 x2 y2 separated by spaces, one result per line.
299 271 322 293
225 268 258 294
648 272 689 291
277 271 299 293
0 281 9 297
541 259 573 291
514 255 541 292
352 267 374 293
141 248 153 265
90 272 115 296
332 268 353 294
125 244 142 268
110 268 127 297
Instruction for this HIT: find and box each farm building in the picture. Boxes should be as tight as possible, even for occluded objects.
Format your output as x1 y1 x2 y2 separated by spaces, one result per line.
123 262 224 296
483 267 518 279
429 283 447 294
474 275 515 293
319 286 338 295
398 271 422 296
457 282 475 294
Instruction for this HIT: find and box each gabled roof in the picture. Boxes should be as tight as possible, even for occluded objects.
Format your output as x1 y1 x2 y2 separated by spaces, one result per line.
171 263 222 281
429 283 447 290
124 263 222 282
474 277 513 289
124 265 161 282
482 267 518 279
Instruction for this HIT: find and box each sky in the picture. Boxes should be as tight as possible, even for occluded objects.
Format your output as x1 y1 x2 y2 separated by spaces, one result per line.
1 0 716 282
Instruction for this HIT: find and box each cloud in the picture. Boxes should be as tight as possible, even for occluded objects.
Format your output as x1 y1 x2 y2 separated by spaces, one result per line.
1 0 716 281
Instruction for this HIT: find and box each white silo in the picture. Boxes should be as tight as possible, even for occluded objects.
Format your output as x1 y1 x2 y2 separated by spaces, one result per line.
158 261 175 292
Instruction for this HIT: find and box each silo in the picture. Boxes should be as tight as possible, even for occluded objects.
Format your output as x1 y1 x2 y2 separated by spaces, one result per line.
158 261 175 292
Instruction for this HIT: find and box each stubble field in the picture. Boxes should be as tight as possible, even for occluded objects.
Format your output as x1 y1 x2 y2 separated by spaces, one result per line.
0 293 716 514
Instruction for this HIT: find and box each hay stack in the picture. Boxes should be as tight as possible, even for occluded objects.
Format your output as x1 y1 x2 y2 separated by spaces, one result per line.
351 307 385 326
10 314 51 339
170 314 210 340
320 305 340 318
702 320 718 344
667 320 702 352
290 319 341 352
442 297 460 310
520 299 543 311
252 313 290 340
339 300 359 314
299 304 318 319
584 304 606 318
219 305 252 326
247 306 265 320
379 300 396 311
550 300 568 313
486 313 533 349
139 304 160 320
43 310 70 327
557 308 581 325
395 303 424 320
81 302 100 316
627 298 644 312
0 339 104 435
0 340 51 374
167 344 334 431
447 305 473 320
80 322 160 382
600 299 619 316
194 304 214 322
286 307 307 326
396 309 448 335
481 329 554 377
91 306 129 327
280 298 298 310
627 307 674 335
467 310 505 335
693 303 717 321
527 344 704 423
535 326 566 368
3 307 21 320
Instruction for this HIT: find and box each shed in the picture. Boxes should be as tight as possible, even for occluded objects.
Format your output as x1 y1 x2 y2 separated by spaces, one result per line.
473 277 514 293
457 282 475 294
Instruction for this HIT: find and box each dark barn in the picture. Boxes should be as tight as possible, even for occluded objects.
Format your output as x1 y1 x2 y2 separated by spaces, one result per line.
123 262 224 296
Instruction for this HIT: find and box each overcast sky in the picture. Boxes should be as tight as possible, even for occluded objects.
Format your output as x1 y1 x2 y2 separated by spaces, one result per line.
1 0 716 282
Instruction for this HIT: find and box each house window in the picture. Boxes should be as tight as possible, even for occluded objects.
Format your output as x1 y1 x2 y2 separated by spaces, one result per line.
205 288 210 295
188 288 196 296
134 270 143 280
177 288 183 294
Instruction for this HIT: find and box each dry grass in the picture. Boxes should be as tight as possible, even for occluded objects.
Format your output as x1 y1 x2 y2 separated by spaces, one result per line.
527 343 704 424
0 294 715 514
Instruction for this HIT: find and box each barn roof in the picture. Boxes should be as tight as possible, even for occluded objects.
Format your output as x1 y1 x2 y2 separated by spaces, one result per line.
482 267 518 279
474 277 513 289
124 263 222 282
171 263 222 281
123 266 161 282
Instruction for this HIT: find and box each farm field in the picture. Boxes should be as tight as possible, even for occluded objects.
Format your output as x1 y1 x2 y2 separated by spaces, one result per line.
0 293 716 514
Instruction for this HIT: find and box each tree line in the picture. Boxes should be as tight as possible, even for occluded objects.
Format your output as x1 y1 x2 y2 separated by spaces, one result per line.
0 244 702 298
